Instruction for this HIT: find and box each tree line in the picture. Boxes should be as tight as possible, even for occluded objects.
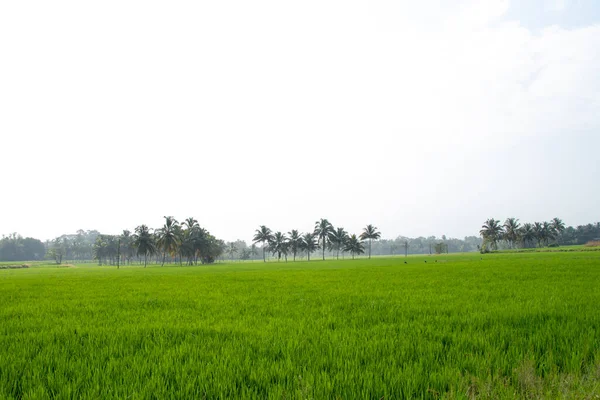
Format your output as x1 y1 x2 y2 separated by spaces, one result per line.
3 217 597 263
250 219 382 262
479 217 600 251
0 233 45 262
44 217 225 266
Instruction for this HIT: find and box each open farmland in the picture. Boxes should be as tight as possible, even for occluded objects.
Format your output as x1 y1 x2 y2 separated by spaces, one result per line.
1 253 599 399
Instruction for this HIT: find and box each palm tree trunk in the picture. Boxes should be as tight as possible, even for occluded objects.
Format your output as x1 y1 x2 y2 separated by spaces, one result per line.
144 254 147 268
263 243 266 262
369 240 372 259
322 237 325 260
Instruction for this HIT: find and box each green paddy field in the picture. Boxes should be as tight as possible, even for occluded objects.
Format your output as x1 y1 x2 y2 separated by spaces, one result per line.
1 252 599 399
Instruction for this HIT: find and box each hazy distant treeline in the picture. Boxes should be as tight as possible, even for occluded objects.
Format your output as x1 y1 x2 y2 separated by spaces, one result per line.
2 218 599 262
479 217 600 251
0 233 45 261
41 218 225 266
223 234 483 262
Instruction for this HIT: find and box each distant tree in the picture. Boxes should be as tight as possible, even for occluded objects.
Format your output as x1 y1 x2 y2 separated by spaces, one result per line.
239 248 251 260
249 243 259 260
253 225 273 262
287 230 302 261
0 234 45 261
132 224 157 268
551 217 566 244
93 235 108 265
156 216 180 266
270 231 288 262
531 222 543 247
314 218 334 260
329 227 348 259
434 242 447 254
47 238 65 264
120 230 133 265
227 242 238 261
479 218 503 250
183 217 199 231
300 232 318 261
542 221 555 246
180 218 201 265
344 234 365 259
503 218 520 249
519 223 535 248
359 224 381 259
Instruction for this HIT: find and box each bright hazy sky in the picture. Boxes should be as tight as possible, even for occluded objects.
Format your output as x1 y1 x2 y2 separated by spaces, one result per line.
1 0 599 243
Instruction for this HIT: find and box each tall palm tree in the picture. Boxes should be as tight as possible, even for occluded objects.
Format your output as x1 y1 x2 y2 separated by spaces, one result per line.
249 243 259 260
314 218 334 260
329 227 348 259
551 217 565 244
183 217 199 231
270 232 288 262
156 216 181 266
227 242 237 261
253 225 273 262
300 232 318 261
480 218 503 250
132 224 156 268
532 222 544 247
93 235 108 266
542 221 555 246
503 218 520 249
519 223 535 248
359 224 381 259
287 230 302 261
120 229 133 265
344 234 365 259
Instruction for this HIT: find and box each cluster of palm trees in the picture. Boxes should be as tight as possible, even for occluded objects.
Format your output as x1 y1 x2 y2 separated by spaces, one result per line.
92 216 224 267
252 219 382 262
479 217 566 250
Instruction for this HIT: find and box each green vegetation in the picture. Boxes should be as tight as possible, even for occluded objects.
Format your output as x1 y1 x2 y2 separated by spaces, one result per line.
480 217 600 252
495 244 600 253
0 234 45 261
1 252 599 398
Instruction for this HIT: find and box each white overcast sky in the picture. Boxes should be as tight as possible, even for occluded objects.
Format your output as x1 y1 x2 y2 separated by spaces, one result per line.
1 0 599 242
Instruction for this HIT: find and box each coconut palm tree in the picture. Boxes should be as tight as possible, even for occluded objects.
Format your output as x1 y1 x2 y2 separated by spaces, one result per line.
253 225 273 262
300 232 318 261
120 230 134 265
551 217 565 244
503 218 520 249
287 230 302 261
183 217 199 231
519 223 535 248
249 243 259 260
314 218 334 260
227 242 237 261
480 218 504 250
132 224 157 268
359 224 381 259
329 227 348 259
156 216 181 266
532 222 544 247
542 221 555 246
270 232 288 261
344 234 365 259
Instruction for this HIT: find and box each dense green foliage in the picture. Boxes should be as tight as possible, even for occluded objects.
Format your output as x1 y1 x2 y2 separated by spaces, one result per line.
480 217 600 251
0 234 45 261
1 253 599 398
